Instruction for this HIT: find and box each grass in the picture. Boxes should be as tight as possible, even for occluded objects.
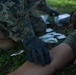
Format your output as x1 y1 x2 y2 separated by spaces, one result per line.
47 0 76 13
0 0 76 75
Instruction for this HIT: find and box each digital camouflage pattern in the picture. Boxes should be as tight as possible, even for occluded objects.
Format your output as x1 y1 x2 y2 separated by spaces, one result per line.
0 0 52 41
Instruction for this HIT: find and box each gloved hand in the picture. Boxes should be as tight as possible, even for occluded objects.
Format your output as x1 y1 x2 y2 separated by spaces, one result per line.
22 36 51 66
49 9 59 16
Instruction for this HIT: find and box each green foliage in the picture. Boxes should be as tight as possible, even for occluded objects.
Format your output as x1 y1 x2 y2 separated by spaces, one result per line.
46 0 76 13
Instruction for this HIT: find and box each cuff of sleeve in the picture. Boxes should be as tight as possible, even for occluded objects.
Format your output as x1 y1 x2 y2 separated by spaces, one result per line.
63 30 76 57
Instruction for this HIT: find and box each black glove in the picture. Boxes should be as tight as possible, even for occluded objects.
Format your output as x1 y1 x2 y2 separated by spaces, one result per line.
49 9 59 16
23 36 51 66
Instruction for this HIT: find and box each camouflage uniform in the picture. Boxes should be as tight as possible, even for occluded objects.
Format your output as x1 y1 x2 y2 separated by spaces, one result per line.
0 0 52 42
0 0 37 41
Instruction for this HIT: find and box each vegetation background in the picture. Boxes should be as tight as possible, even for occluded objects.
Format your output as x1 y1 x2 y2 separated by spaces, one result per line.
0 0 76 75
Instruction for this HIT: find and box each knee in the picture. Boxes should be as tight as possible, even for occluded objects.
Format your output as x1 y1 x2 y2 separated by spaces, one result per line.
0 38 15 50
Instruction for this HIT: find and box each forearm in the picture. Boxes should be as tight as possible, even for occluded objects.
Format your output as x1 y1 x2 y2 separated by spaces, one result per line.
8 43 75 75
8 54 56 75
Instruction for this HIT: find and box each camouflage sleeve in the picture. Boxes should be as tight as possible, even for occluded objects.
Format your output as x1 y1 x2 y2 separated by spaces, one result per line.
0 18 35 42
0 0 35 41
37 0 55 14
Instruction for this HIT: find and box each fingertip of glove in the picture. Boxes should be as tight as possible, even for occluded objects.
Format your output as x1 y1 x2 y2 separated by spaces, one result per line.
25 53 33 63
41 63 46 66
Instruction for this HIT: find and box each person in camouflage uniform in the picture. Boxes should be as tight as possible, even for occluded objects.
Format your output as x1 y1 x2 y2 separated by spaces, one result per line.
0 0 59 65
